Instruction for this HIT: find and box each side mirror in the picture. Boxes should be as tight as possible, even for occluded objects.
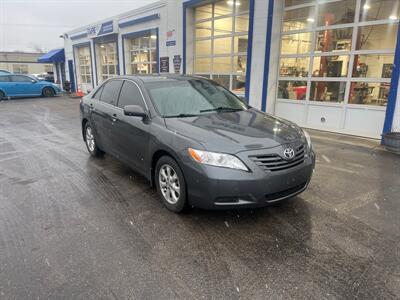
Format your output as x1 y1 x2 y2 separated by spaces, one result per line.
31 79 37 83
124 105 147 118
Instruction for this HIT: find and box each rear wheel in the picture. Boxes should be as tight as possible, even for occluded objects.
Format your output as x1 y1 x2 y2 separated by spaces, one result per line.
42 87 55 97
84 123 103 157
0 90 5 100
155 156 187 213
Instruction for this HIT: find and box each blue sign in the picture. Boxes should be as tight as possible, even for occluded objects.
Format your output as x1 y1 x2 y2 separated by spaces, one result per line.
166 40 176 47
98 21 114 36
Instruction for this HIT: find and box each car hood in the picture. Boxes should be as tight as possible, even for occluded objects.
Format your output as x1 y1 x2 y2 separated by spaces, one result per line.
164 108 303 153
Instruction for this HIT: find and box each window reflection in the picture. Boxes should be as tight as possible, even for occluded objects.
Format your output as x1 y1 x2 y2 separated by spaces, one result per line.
310 81 346 102
280 57 309 77
281 32 312 55
349 82 390 106
317 0 356 26
312 56 349 77
315 28 353 52
356 24 398 50
278 81 307 100
360 0 400 22
353 55 394 78
283 6 315 31
285 0 312 7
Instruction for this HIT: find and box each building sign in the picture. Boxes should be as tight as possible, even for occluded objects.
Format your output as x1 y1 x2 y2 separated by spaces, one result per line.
160 57 169 73
87 20 116 38
166 29 176 47
173 55 181 74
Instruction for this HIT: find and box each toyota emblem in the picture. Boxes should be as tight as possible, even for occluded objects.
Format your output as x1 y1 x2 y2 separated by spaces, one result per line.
283 148 295 160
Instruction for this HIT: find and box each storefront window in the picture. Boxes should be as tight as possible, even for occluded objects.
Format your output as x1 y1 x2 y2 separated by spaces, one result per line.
278 0 398 107
75 46 92 85
278 81 307 100
353 55 394 78
280 57 309 77
193 0 250 94
312 55 349 77
124 31 157 75
317 0 356 27
315 28 353 52
360 0 400 22
283 6 315 32
310 81 346 103
349 82 390 106
356 24 398 50
281 32 312 55
96 41 118 83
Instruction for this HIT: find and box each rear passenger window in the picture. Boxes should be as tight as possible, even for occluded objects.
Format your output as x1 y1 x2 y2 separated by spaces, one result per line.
117 81 145 109
10 75 32 82
92 85 104 100
100 80 123 106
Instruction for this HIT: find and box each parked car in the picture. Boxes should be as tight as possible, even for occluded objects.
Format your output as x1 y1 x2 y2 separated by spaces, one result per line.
80 75 315 212
0 74 62 99
0 69 11 75
30 72 54 83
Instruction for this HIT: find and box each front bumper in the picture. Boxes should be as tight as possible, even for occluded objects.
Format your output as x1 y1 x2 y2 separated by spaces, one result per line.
182 146 315 210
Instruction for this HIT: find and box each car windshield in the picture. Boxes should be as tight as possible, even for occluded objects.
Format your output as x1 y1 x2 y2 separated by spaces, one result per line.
145 79 248 118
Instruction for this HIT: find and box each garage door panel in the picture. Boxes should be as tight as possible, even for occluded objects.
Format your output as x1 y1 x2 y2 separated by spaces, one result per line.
306 105 343 129
344 108 385 138
275 101 305 125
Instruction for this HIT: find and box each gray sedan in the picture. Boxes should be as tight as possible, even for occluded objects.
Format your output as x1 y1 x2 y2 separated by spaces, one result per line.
80 75 315 212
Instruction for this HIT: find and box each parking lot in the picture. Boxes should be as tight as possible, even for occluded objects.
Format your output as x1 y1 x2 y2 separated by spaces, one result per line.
0 95 399 299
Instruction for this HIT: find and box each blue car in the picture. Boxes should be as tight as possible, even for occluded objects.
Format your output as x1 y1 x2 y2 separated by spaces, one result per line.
0 74 62 99
0 69 11 75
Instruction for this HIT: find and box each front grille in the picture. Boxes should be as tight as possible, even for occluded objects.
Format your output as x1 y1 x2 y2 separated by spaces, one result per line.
250 144 305 172
265 182 307 201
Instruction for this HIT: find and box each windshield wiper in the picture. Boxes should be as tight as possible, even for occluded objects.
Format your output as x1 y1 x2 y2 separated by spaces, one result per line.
164 113 199 118
200 107 243 113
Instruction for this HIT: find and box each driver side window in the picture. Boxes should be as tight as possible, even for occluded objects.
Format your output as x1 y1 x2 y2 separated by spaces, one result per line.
117 81 145 109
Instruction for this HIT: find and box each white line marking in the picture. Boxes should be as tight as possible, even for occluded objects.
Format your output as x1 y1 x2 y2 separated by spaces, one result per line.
322 155 331 163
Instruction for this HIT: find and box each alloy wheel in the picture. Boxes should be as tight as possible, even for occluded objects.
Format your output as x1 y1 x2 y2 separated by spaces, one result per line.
159 164 180 205
85 126 95 152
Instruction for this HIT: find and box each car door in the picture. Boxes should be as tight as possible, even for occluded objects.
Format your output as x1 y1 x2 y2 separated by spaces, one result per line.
90 79 123 154
0 75 13 96
113 80 151 173
9 75 39 96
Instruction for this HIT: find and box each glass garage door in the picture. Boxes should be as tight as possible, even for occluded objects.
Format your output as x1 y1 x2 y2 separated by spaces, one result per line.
193 0 250 95
275 0 399 138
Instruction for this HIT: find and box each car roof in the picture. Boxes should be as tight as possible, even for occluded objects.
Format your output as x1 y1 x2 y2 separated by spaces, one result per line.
117 74 208 84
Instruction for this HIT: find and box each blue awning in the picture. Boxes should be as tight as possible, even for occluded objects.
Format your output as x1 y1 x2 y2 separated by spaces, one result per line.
37 48 65 63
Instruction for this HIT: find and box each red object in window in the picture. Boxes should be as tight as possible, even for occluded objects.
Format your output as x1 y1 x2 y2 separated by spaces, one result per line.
293 86 307 100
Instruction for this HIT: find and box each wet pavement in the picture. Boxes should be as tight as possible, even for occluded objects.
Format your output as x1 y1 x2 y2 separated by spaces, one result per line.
0 95 399 299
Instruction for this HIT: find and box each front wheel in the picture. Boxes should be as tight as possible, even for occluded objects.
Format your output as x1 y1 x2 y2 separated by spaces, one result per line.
155 156 187 213
42 87 55 97
84 123 103 157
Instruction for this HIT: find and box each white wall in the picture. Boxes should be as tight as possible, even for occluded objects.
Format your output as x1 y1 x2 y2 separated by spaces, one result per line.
392 79 400 132
247 0 269 109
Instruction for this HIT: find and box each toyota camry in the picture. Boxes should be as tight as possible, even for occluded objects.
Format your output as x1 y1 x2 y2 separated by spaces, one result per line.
80 75 315 212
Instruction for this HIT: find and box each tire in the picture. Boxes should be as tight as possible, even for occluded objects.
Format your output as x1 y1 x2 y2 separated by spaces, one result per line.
84 122 104 157
155 156 187 213
42 87 55 97
0 90 5 100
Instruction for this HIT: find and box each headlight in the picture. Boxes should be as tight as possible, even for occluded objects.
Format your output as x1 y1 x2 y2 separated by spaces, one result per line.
303 130 312 149
188 148 248 171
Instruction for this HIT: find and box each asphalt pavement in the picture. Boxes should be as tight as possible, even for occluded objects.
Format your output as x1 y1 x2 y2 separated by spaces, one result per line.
0 95 399 299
